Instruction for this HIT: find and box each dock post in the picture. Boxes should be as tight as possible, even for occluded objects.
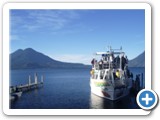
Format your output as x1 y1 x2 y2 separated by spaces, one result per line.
29 75 31 86
35 73 38 84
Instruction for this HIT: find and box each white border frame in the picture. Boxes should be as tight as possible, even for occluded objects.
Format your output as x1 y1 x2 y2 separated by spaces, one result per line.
3 2 151 115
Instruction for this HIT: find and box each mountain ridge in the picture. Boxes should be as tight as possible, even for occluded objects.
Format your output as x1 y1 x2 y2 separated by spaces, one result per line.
10 48 89 69
10 48 145 69
128 51 145 67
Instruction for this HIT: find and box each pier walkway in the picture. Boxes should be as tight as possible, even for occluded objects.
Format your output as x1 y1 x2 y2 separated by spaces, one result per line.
10 73 44 101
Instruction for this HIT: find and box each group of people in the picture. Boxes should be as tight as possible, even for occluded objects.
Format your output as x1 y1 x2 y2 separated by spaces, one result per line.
91 53 128 70
114 66 133 79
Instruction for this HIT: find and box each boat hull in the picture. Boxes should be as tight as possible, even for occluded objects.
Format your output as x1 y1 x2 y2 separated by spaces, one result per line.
90 79 131 100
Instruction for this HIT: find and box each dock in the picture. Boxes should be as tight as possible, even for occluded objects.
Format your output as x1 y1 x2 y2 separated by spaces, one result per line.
16 74 44 91
10 73 44 101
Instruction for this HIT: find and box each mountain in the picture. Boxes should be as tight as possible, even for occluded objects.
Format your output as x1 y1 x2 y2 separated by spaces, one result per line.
128 51 145 67
10 48 89 69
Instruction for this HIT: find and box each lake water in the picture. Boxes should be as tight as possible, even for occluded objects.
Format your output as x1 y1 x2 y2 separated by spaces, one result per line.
10 67 144 109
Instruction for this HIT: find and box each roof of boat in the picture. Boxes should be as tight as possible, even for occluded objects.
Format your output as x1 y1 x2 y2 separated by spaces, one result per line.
96 51 125 55
95 47 125 56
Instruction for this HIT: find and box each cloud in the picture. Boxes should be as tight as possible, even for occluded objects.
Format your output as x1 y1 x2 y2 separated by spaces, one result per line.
10 10 80 32
10 10 96 35
50 54 93 65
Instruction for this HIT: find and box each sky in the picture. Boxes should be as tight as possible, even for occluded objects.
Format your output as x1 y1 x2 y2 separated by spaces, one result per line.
10 9 145 65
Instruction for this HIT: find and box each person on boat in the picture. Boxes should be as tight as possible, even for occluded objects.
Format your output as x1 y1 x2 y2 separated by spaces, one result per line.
98 59 103 69
130 72 133 79
135 74 140 92
125 55 128 64
114 55 120 68
90 69 95 78
109 53 114 62
121 55 127 70
102 54 107 61
91 58 96 68
108 53 114 68
113 72 117 79
124 65 130 78
116 70 120 78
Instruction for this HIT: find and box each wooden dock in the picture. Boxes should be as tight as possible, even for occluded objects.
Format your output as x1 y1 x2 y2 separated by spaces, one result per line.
15 74 44 91
10 73 44 100
16 82 43 91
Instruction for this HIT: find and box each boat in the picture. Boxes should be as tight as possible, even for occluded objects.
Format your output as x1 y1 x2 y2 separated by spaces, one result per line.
10 92 23 101
10 86 23 101
90 47 133 100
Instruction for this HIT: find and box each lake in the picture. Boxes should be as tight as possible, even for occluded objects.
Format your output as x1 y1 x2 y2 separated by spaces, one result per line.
10 67 144 109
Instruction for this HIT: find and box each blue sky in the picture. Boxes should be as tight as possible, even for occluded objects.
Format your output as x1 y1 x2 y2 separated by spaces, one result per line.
10 9 145 64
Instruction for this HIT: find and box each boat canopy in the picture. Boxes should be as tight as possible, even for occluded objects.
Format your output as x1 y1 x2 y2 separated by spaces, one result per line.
96 51 125 55
95 47 125 55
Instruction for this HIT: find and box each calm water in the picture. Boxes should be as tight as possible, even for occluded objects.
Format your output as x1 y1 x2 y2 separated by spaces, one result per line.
10 67 144 109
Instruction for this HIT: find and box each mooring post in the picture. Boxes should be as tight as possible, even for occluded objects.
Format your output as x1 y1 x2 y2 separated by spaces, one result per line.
29 75 31 86
35 73 38 84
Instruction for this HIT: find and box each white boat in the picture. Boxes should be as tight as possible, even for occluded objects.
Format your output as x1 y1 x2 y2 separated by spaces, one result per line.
90 47 133 100
10 91 23 101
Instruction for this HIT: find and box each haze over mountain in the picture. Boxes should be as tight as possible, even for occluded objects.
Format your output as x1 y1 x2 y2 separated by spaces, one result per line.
10 48 89 69
128 51 145 67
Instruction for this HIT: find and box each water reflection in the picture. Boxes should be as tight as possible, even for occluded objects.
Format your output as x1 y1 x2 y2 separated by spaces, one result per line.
90 93 140 109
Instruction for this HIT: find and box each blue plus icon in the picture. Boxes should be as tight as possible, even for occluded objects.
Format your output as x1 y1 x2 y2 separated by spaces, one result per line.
137 89 158 110
142 93 153 105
